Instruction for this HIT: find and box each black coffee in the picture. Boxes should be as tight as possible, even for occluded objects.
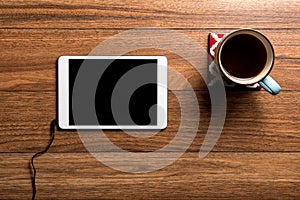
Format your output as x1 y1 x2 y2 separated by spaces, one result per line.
220 34 267 79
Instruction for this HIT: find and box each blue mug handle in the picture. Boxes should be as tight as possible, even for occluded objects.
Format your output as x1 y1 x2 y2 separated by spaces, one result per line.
258 76 281 95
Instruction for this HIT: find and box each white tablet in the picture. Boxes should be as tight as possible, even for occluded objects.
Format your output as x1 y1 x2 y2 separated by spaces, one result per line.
58 56 167 129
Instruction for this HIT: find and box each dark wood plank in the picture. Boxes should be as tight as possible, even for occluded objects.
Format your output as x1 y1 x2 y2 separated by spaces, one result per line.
0 0 299 29
0 29 299 91
1 91 299 153
0 152 299 199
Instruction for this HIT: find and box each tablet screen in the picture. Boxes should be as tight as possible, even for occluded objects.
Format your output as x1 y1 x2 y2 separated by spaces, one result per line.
69 59 158 126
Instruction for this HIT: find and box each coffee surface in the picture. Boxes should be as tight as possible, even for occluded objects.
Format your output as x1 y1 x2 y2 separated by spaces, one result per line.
220 34 267 79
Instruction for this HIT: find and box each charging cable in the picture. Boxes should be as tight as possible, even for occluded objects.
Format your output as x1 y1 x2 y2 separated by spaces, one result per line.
30 120 57 200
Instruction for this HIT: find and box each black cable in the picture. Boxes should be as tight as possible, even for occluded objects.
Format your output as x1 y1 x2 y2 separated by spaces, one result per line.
30 119 57 200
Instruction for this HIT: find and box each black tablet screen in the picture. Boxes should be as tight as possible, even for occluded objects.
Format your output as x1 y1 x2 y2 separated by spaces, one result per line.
69 59 157 126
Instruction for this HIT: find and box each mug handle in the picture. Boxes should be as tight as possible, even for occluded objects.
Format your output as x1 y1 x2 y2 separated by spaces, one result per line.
258 76 281 95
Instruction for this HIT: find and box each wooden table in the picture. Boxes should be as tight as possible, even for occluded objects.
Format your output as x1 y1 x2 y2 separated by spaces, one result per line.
1 0 299 199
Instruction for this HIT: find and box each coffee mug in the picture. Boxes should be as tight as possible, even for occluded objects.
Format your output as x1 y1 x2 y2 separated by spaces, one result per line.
214 29 281 95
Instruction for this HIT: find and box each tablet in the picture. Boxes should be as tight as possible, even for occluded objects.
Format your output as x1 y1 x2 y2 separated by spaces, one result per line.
58 56 167 129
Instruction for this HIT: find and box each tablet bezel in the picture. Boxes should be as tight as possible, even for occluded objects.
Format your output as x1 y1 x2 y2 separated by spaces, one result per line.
58 56 167 129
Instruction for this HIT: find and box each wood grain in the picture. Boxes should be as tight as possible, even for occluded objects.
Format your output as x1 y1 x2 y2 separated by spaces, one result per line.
0 153 299 199
1 91 299 153
0 29 299 91
0 0 299 29
1 0 300 199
